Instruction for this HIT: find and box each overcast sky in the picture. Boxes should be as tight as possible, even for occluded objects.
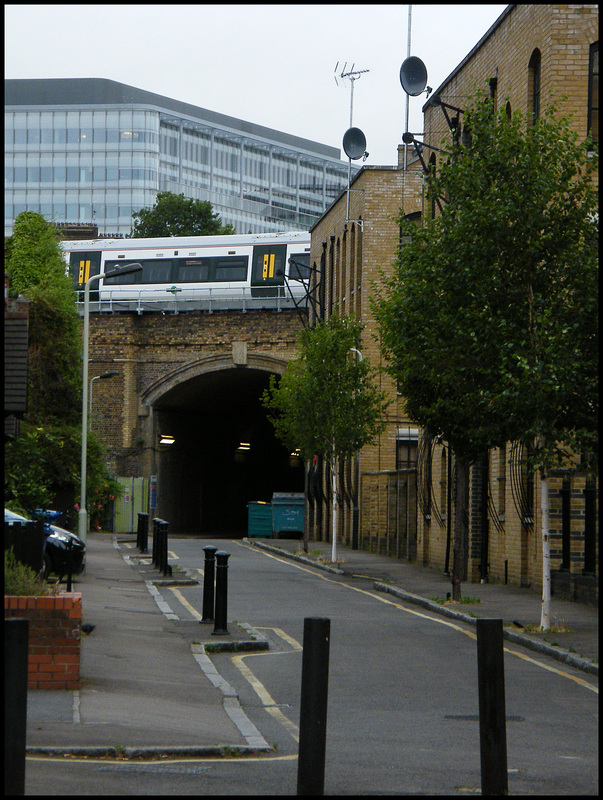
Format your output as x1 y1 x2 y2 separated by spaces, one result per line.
5 4 508 166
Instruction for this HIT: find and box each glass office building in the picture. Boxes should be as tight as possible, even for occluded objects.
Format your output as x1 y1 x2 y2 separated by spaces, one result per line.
5 78 358 237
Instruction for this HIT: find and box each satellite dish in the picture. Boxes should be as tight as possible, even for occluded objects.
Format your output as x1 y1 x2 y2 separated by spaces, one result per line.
400 56 428 96
342 127 367 160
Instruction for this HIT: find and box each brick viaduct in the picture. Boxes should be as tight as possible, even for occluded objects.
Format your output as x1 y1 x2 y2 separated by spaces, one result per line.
87 306 306 534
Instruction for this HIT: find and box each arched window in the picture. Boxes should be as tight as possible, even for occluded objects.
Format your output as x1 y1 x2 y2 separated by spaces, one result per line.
528 49 541 126
587 41 598 141
505 101 512 120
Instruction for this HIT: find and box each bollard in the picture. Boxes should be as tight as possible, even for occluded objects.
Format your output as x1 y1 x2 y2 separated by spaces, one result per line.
152 518 160 568
137 512 149 553
201 546 218 623
66 539 73 592
212 551 230 635
160 521 171 576
476 618 508 796
297 617 331 796
5 618 29 796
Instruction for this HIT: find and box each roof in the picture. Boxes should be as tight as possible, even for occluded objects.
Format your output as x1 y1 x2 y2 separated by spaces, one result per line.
5 77 342 160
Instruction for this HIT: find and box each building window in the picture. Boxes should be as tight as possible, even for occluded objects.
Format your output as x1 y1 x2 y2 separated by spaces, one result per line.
588 41 598 141
560 477 571 570
396 426 419 470
528 49 541 126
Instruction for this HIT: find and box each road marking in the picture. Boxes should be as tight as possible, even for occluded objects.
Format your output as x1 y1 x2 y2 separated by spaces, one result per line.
168 586 202 620
26 754 297 765
229 627 303 743
239 542 598 694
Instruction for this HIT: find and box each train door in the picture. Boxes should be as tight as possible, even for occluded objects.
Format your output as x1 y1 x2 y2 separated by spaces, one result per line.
70 250 102 302
250 244 287 297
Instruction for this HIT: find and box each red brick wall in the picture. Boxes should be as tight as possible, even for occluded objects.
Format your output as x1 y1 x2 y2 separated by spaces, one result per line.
4 593 82 689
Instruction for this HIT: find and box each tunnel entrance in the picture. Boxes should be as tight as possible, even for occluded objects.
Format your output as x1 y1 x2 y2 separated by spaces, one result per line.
153 367 303 536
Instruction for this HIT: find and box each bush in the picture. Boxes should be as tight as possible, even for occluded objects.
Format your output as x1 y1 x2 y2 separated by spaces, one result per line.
4 547 54 596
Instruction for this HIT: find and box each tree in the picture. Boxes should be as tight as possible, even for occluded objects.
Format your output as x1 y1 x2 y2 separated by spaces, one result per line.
262 314 388 561
129 191 236 237
5 212 122 522
373 93 598 618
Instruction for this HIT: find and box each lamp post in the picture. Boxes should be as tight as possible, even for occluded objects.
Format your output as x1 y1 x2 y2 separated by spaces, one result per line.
89 370 119 430
78 264 142 545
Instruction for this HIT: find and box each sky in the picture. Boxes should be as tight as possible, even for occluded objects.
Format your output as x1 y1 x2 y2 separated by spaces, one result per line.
5 4 508 166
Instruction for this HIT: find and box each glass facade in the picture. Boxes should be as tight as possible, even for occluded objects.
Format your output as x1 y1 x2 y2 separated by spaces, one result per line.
5 79 356 236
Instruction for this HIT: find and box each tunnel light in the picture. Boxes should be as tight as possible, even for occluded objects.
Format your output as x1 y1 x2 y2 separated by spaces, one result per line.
159 434 175 445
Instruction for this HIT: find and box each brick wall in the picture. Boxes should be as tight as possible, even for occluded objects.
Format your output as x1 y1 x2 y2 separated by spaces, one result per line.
4 593 82 689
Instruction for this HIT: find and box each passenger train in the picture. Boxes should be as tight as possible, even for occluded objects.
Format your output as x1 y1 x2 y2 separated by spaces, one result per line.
61 231 311 313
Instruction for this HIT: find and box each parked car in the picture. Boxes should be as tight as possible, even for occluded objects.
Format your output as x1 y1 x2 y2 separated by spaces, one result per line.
4 508 85 579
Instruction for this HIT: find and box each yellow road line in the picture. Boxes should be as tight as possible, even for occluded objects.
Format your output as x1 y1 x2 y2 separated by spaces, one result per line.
168 586 202 620
239 542 598 694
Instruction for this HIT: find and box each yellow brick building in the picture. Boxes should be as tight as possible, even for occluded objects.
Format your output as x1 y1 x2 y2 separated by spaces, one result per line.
309 4 598 603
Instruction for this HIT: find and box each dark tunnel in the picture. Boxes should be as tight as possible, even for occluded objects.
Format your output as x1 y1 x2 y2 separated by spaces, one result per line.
153 368 303 536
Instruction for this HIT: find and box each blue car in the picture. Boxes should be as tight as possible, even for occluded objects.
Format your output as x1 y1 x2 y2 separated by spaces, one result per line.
4 508 85 580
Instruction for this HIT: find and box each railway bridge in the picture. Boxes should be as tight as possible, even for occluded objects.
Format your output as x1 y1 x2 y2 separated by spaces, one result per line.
87 305 306 534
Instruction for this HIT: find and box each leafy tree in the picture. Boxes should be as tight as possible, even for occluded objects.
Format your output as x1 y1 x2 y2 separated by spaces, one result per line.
262 314 388 560
129 191 236 237
5 212 122 524
373 93 598 619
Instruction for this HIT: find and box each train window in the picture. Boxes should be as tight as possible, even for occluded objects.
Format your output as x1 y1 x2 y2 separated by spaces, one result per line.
104 260 141 285
140 260 172 283
213 257 248 282
289 252 311 281
176 258 211 282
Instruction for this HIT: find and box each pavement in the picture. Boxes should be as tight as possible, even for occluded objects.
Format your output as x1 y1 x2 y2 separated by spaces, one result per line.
23 530 598 761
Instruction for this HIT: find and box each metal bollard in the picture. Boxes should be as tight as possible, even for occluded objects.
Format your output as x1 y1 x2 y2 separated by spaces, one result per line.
476 618 508 796
66 539 73 592
212 551 230 635
160 521 171 576
201 546 218 623
5 618 29 796
152 518 160 568
297 617 331 796
137 512 149 553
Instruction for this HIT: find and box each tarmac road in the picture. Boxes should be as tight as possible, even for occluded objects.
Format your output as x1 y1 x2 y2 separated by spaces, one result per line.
21 532 598 795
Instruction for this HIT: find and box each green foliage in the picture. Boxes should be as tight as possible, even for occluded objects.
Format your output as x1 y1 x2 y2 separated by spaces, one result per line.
4 548 52 596
262 314 388 461
129 191 236 237
5 211 69 297
4 212 121 523
373 92 598 472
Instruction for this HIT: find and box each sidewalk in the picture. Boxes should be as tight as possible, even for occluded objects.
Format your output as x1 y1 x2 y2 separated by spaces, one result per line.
26 532 271 759
247 535 599 673
25 530 597 761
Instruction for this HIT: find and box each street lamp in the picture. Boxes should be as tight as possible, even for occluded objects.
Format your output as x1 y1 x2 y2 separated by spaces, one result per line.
89 370 119 430
78 264 142 545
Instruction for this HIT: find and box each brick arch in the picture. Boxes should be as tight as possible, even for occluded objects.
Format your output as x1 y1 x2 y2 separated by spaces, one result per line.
140 352 290 410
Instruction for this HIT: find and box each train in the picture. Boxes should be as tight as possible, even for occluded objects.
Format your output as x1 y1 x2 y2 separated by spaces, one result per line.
60 231 312 313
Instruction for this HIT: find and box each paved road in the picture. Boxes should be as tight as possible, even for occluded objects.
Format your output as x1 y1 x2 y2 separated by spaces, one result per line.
25 535 598 795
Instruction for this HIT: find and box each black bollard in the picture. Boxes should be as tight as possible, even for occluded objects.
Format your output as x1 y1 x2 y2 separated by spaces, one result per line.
476 618 508 796
201 546 218 623
160 521 171 576
152 518 160 568
66 539 73 592
137 512 149 553
5 618 29 796
297 617 331 796
212 551 230 635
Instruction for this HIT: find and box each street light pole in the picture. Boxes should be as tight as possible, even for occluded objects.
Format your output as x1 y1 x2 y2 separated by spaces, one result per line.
78 264 141 545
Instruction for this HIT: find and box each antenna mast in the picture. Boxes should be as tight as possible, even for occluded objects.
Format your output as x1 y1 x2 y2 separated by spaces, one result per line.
404 5 412 170
335 62 370 221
